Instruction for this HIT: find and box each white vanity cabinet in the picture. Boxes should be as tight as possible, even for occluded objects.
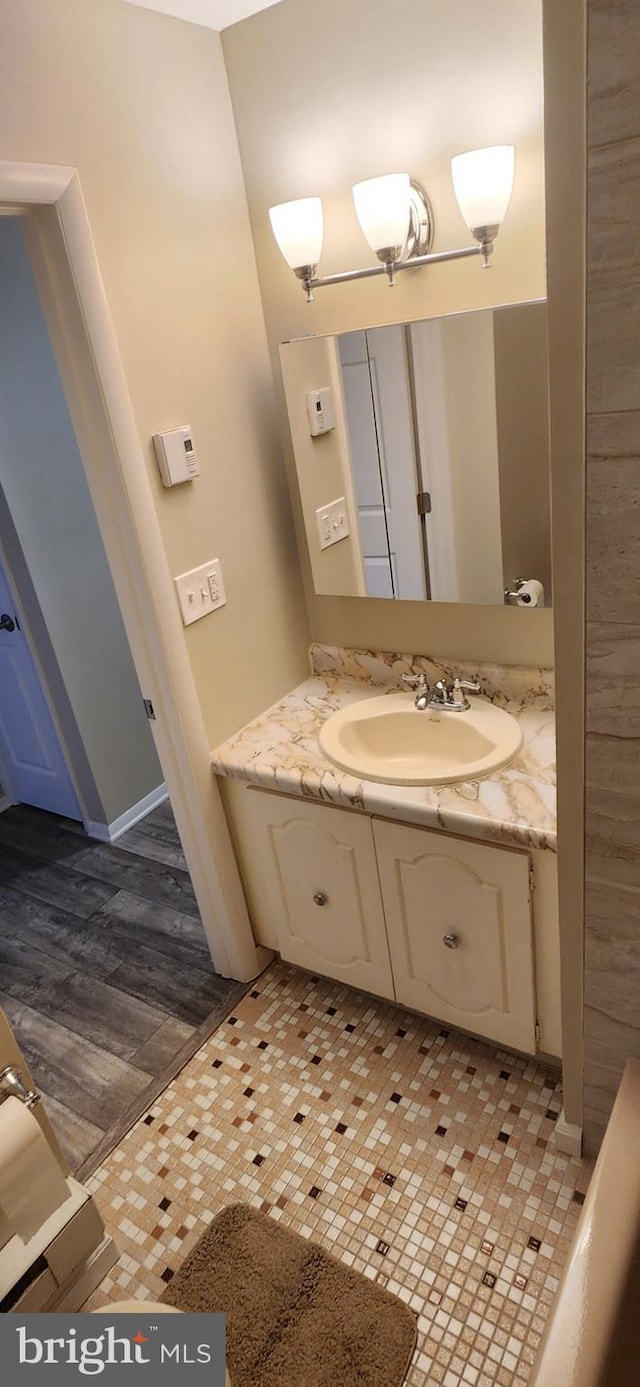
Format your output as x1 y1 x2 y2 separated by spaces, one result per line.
227 790 395 998
372 819 536 1053
222 780 560 1058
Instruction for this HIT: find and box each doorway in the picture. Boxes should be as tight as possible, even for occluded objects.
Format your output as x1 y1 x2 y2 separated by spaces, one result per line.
0 549 81 822
0 799 247 1174
0 214 163 836
0 209 249 1172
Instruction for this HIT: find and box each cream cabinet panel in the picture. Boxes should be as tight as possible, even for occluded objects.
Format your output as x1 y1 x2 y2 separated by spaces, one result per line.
373 819 536 1053
237 790 394 998
0 1006 68 1174
532 848 562 1057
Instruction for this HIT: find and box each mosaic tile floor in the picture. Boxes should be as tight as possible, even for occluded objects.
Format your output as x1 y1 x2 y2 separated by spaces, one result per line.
86 962 583 1385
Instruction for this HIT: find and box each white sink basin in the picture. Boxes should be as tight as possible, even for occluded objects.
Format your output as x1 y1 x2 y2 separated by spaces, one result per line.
319 692 523 786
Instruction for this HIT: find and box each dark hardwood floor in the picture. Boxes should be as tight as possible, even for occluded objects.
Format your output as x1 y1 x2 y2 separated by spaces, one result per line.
0 800 249 1174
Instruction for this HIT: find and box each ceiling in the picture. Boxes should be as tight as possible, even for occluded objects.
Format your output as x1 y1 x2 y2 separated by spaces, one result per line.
121 0 284 31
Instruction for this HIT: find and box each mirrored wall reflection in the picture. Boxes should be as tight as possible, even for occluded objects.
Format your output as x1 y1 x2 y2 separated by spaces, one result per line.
280 302 552 606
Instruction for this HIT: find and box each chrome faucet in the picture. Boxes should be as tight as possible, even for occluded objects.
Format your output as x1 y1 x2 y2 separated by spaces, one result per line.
402 671 431 710
402 673 481 712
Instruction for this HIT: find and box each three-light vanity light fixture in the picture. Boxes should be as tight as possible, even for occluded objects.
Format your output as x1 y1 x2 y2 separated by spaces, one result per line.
269 145 515 301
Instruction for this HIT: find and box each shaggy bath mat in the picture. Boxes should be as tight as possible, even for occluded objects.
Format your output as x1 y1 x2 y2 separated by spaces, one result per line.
161 1203 417 1387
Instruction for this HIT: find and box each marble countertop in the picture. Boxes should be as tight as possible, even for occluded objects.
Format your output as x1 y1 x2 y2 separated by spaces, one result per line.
211 645 556 853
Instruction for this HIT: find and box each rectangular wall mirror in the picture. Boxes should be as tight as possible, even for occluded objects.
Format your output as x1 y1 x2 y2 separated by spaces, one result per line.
280 301 551 607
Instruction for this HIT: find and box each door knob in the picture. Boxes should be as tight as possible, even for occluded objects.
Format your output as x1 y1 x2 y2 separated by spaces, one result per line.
443 932 460 949
313 892 328 907
0 613 15 633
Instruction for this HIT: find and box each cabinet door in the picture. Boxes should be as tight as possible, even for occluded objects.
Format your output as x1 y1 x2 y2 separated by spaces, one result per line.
249 792 394 998
373 819 536 1052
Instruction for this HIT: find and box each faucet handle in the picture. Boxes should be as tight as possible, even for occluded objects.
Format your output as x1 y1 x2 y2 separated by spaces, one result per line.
447 677 480 711
402 672 428 691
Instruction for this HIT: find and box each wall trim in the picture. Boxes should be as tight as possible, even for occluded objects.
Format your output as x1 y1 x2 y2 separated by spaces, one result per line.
552 1109 583 1159
543 0 586 1142
86 782 168 844
0 158 260 982
54 1235 119 1313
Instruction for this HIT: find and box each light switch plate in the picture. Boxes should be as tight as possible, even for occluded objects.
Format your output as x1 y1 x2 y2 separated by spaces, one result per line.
174 559 226 626
316 497 350 550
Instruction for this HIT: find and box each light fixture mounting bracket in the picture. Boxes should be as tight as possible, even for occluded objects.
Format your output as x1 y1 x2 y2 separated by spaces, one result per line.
404 180 434 260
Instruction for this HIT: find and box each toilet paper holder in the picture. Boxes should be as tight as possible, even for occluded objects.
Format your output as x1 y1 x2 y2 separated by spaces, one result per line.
0 1065 40 1109
505 577 527 604
505 576 541 606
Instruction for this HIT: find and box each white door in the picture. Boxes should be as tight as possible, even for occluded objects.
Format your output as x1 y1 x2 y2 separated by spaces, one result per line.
339 327 427 600
0 553 81 819
373 819 536 1053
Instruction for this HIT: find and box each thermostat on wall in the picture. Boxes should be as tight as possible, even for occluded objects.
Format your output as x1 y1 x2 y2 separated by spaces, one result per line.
153 426 199 487
305 387 336 437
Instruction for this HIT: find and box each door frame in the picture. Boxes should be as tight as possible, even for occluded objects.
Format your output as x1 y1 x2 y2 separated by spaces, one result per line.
409 319 460 603
0 159 261 982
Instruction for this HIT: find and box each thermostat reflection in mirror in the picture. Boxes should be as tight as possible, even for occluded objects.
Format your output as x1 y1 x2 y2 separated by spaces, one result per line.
279 301 552 608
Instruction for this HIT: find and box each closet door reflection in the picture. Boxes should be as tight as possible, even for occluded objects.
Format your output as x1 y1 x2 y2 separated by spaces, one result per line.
338 328 428 600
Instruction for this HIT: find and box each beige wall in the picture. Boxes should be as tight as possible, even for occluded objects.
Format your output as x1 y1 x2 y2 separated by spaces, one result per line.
438 312 504 605
223 0 554 667
280 336 365 596
583 0 640 1151
494 302 552 600
0 0 310 750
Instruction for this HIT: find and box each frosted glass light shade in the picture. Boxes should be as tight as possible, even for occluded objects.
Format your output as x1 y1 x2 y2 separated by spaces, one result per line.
451 145 515 233
352 174 411 256
269 197 324 270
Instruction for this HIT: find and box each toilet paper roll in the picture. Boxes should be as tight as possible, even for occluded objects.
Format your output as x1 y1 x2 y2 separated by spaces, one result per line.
515 579 545 608
0 1097 70 1240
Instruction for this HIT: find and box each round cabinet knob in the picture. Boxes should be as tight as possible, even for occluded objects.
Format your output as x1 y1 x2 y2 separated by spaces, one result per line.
443 932 460 950
313 891 328 907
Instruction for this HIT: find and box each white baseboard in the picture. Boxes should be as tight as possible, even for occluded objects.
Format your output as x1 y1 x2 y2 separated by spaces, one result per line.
86 783 168 844
552 1109 583 1159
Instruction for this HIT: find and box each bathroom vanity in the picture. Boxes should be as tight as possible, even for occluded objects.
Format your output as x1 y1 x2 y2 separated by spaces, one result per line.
213 645 560 1061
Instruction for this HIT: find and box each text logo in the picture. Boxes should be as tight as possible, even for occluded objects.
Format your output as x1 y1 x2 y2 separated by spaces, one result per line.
5 1314 225 1384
